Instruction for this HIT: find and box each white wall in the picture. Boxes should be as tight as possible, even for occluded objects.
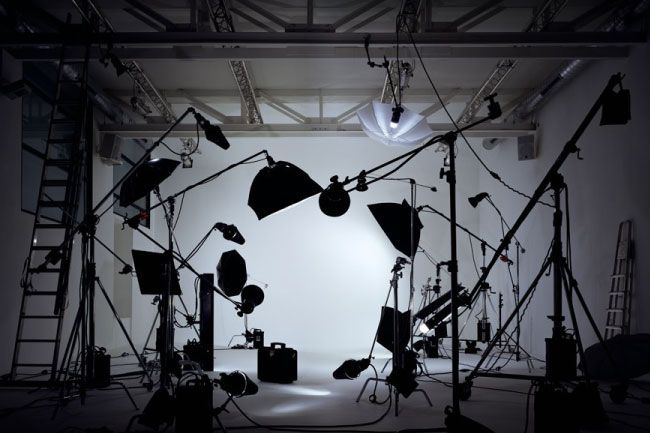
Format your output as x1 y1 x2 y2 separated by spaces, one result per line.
147 135 483 357
476 42 650 358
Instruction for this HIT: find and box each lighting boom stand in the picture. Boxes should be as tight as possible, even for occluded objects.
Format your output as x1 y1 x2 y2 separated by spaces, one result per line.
455 74 627 415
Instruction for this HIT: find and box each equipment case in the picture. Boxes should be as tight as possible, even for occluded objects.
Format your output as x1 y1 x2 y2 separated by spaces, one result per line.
257 342 297 383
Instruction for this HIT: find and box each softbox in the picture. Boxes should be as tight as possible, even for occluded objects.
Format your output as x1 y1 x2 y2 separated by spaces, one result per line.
216 250 247 297
377 306 411 353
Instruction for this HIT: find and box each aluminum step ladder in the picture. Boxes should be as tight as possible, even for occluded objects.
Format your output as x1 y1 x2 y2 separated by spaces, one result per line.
604 220 634 340
7 40 90 385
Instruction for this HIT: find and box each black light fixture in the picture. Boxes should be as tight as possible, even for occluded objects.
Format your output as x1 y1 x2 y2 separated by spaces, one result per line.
181 152 193 168
216 250 247 297
390 105 404 129
215 223 245 245
248 155 323 220
119 158 180 207
215 371 258 397
468 192 490 208
193 112 230 149
332 358 370 380
367 200 423 257
600 83 631 125
319 175 351 217
109 53 128 77
238 284 265 316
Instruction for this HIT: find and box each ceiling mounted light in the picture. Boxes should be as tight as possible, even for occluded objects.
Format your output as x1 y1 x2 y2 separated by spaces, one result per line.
119 158 179 207
194 112 230 149
319 175 351 217
248 156 322 220
357 101 433 147
368 200 423 257
216 250 247 297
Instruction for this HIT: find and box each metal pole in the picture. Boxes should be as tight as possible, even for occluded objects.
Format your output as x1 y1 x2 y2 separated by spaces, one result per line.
446 133 461 414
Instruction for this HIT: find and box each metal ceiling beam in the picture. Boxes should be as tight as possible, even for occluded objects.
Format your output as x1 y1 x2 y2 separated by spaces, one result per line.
1 31 643 46
205 0 263 124
108 87 527 102
456 0 568 125
232 0 288 29
381 0 422 104
99 122 535 138
11 45 630 60
344 7 395 33
70 0 196 151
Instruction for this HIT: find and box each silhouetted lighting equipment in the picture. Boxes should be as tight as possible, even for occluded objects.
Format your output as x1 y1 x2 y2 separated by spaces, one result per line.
238 284 265 316
600 83 631 125
332 358 371 380
468 192 490 208
319 175 351 217
357 101 433 147
109 53 128 76
390 105 404 129
119 158 179 207
215 223 245 245
216 250 247 297
386 350 419 397
193 112 230 149
367 200 423 257
216 371 258 397
248 156 322 220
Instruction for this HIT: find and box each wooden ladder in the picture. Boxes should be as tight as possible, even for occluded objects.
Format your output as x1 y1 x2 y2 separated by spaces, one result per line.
604 220 634 340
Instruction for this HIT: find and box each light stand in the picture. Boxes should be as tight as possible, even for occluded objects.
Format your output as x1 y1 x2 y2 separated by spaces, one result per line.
453 73 628 430
46 107 224 401
320 95 502 429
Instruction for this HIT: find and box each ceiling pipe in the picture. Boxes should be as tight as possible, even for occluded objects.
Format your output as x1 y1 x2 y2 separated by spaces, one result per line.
506 0 649 124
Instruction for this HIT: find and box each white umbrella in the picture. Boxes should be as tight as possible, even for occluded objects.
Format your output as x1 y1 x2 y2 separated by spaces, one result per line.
357 101 433 147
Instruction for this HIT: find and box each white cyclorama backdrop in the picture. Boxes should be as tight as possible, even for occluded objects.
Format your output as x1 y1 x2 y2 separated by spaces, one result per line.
141 135 488 357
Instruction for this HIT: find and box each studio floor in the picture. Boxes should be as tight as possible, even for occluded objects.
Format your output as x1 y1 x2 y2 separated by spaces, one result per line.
0 349 649 433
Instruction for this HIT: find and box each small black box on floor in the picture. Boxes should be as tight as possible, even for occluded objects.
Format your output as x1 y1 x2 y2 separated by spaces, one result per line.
545 336 577 380
87 347 111 388
534 383 578 433
257 342 297 383
175 375 213 433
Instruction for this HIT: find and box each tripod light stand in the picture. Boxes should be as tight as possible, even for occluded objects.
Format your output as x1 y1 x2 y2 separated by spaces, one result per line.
447 74 630 431
317 96 502 428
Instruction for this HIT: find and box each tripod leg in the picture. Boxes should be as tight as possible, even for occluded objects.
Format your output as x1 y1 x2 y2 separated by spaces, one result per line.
110 381 139 410
56 305 83 384
96 278 154 386
466 257 551 381
413 388 433 407
561 269 590 381
213 414 229 433
355 377 378 403
381 357 391 373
